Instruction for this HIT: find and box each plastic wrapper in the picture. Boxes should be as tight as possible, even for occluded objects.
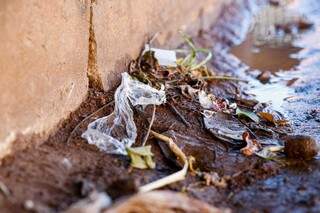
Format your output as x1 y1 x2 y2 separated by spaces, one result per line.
143 44 177 67
82 72 166 155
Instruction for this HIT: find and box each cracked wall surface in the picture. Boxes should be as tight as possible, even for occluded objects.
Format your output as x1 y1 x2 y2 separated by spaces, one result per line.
0 0 225 158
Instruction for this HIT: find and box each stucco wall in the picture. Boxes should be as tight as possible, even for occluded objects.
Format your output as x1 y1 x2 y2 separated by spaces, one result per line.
0 0 225 158
0 0 90 158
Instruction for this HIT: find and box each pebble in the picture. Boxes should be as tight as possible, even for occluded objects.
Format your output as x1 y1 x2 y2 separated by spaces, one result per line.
257 71 271 84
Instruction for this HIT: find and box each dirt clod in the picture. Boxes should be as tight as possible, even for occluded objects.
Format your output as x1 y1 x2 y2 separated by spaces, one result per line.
284 135 319 160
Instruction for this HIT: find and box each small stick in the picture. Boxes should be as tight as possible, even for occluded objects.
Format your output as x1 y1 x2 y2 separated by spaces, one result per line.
167 102 191 127
0 181 10 197
139 131 188 193
166 76 247 85
200 76 248 83
66 100 115 144
237 117 258 139
142 105 156 146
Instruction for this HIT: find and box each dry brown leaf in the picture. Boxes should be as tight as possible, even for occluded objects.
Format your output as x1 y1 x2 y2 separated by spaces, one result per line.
258 112 275 124
241 132 262 156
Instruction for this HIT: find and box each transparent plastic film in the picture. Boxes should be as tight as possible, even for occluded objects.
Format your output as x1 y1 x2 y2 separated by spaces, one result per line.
82 72 166 155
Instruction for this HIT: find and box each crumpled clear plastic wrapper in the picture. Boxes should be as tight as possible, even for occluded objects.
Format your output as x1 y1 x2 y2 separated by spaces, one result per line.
82 72 166 155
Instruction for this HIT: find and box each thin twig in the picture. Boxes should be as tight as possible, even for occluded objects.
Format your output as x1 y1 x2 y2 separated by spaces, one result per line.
149 32 159 47
139 131 188 193
200 76 248 82
190 49 212 71
167 102 191 127
0 181 10 197
237 117 258 139
142 105 156 146
166 76 247 85
66 100 115 144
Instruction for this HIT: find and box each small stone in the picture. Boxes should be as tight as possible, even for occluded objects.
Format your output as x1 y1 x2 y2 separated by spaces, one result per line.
257 71 271 84
284 135 319 160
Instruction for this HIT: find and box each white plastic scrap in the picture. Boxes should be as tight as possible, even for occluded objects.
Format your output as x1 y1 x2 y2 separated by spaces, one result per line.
82 72 166 155
198 90 216 109
143 44 177 67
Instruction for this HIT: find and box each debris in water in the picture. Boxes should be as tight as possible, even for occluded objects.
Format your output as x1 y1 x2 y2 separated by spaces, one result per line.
284 135 319 160
82 72 166 155
286 77 299 86
257 70 271 83
258 111 289 126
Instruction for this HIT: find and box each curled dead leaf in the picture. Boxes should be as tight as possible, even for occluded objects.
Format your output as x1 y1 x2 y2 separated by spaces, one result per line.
258 111 289 126
241 132 262 156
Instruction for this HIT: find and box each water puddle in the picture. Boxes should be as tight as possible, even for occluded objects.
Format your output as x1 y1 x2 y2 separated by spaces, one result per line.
231 33 300 72
231 2 305 73
224 0 320 140
227 2 316 113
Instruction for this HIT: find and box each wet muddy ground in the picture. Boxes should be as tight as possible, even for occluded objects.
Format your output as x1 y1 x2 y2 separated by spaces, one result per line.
0 0 320 212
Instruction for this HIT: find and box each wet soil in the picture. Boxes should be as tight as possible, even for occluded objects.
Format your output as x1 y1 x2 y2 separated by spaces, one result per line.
1 0 320 212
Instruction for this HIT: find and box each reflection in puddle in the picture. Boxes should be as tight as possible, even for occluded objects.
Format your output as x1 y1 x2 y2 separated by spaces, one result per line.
231 3 304 73
210 0 320 140
228 2 316 112
231 33 300 72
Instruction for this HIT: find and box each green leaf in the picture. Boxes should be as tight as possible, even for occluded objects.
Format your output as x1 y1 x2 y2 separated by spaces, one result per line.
236 107 260 123
126 146 156 169
178 31 212 71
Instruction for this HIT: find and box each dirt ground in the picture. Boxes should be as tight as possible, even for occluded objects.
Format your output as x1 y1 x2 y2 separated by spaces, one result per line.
0 0 320 212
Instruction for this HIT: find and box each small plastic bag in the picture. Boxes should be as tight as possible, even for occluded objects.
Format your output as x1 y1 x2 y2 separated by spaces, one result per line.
82 72 166 155
143 44 177 67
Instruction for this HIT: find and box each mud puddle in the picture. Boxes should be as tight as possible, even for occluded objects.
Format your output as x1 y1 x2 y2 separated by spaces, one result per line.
231 33 300 73
211 0 320 212
0 0 320 213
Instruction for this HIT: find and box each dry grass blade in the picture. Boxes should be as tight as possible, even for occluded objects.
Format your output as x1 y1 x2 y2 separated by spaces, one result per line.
66 100 115 144
200 76 248 82
139 131 188 193
142 105 156 146
178 31 212 71
167 102 191 127
0 181 10 197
